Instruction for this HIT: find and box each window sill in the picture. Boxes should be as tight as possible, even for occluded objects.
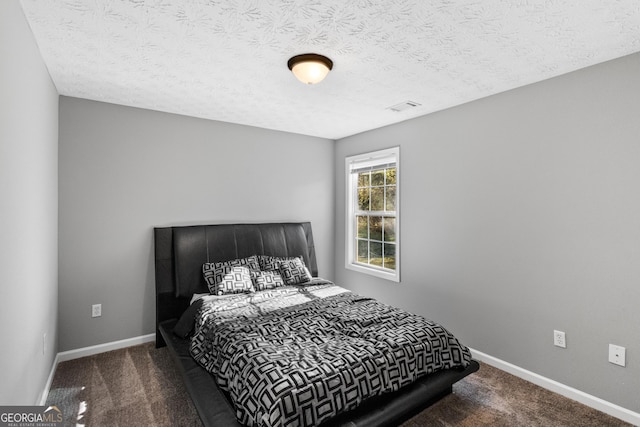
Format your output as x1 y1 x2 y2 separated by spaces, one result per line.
345 262 400 282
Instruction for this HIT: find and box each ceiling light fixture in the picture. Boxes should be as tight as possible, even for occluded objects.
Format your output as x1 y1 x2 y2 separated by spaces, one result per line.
287 53 333 85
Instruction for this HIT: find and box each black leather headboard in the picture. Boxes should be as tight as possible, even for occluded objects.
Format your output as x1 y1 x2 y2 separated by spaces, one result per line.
154 222 317 346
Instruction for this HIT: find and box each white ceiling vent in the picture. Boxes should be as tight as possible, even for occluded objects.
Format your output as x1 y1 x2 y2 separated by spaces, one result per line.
387 101 421 112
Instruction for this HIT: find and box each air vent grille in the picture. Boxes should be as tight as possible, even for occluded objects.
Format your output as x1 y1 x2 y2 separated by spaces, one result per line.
387 101 421 112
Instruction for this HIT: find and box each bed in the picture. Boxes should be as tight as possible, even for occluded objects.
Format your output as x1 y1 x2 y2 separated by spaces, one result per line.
154 222 479 427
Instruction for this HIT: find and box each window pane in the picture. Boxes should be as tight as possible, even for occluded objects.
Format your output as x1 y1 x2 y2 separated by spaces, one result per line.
358 172 370 187
385 185 396 211
370 187 384 211
371 170 384 186
370 242 383 266
358 188 369 210
346 147 399 281
370 216 383 241
357 216 368 238
383 243 396 270
383 217 395 242
357 239 368 263
386 168 396 185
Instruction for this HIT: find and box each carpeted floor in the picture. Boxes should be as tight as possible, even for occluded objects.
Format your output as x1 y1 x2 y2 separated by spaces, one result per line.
47 342 200 426
46 343 632 427
399 363 632 427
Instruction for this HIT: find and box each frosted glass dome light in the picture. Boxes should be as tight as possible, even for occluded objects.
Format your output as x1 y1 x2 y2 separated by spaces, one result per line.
288 53 333 85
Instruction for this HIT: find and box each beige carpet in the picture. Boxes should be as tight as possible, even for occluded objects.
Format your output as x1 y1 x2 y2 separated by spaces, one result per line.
46 342 632 427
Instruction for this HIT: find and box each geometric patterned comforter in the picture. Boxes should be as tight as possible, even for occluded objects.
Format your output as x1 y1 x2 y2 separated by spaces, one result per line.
190 282 472 427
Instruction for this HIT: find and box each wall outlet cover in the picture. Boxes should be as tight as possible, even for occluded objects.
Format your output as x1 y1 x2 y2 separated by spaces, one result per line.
554 330 566 348
609 344 626 367
92 304 102 318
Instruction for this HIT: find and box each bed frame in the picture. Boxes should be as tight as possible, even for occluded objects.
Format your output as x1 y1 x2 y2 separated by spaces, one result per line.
154 222 479 427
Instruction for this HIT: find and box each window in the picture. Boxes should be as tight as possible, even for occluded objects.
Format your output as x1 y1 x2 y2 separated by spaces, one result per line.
345 147 399 282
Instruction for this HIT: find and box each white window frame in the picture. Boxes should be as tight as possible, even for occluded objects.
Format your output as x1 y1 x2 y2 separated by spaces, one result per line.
345 146 400 282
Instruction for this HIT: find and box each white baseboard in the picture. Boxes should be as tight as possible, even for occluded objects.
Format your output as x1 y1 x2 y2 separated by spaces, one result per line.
38 353 60 405
40 333 156 405
57 333 156 363
470 348 640 426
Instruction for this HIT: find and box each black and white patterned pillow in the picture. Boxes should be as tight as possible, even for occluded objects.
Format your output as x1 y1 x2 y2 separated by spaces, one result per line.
207 266 253 295
203 255 259 295
203 255 259 280
225 255 259 271
251 271 285 291
258 255 303 272
279 257 312 285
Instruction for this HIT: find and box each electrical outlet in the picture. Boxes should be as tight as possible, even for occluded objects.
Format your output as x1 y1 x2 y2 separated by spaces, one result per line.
609 344 626 367
92 304 102 318
554 330 566 348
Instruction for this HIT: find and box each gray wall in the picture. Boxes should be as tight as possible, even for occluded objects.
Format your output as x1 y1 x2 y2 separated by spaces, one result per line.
335 53 640 412
58 97 335 351
0 1 59 405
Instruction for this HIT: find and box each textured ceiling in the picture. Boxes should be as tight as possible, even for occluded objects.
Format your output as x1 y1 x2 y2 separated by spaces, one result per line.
19 0 640 139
